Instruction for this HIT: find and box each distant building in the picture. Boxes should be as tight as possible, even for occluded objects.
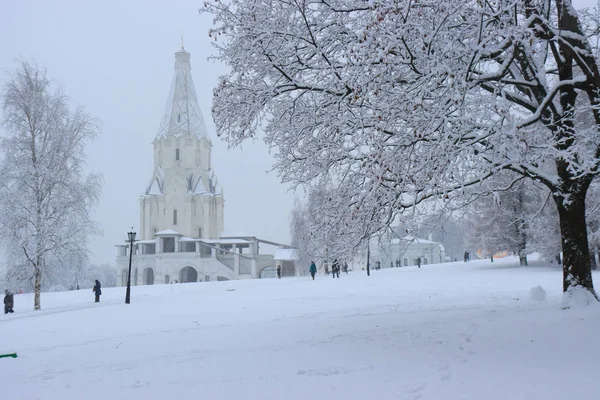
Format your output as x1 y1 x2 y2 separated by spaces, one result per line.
379 236 446 268
115 47 296 284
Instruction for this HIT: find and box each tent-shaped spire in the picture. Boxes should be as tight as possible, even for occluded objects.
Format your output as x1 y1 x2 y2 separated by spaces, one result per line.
156 48 208 140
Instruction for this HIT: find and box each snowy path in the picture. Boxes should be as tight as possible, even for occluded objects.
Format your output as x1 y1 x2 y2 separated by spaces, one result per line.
1 258 599 399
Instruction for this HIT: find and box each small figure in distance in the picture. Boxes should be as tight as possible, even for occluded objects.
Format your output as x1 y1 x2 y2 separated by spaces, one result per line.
4 290 14 314
93 280 102 303
309 261 317 280
277 265 282 279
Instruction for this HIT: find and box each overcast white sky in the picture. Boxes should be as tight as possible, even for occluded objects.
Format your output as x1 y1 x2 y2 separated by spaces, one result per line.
0 0 597 266
0 0 299 265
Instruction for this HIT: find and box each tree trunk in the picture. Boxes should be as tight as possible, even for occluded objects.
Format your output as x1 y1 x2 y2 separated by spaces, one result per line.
516 184 528 267
33 267 42 310
554 193 595 294
519 253 528 266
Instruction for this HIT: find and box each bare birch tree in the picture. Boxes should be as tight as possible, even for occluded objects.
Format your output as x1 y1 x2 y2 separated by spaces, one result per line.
0 61 101 310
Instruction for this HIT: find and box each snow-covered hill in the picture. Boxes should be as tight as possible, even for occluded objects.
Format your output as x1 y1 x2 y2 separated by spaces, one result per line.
1 257 599 399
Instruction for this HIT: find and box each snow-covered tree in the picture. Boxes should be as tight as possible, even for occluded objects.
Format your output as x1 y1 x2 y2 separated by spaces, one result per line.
465 173 547 266
81 263 117 289
203 0 600 296
0 61 101 309
586 179 600 268
290 185 364 273
290 198 313 275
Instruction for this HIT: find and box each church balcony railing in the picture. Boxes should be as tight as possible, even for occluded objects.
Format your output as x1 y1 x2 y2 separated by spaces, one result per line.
216 254 235 271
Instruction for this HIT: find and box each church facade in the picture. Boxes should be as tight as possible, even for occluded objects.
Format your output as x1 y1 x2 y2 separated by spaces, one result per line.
115 48 296 285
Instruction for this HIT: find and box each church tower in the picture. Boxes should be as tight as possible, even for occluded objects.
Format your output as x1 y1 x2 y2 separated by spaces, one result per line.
139 47 224 240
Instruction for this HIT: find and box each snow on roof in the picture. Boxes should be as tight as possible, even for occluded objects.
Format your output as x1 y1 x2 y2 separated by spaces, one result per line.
218 239 251 244
274 248 298 261
199 238 251 245
136 239 157 244
221 232 254 238
147 178 163 195
199 239 220 244
146 166 164 195
193 179 208 195
186 165 211 195
391 236 440 245
178 236 197 242
154 229 182 236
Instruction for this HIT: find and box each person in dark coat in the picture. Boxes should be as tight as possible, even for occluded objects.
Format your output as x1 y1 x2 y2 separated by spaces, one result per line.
309 261 317 280
417 257 421 268
276 265 282 279
4 290 14 314
332 259 340 278
93 280 102 303
343 262 348 274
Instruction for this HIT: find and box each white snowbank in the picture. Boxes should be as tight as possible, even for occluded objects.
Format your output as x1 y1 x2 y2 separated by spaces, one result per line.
1 256 598 400
529 285 547 301
561 285 599 309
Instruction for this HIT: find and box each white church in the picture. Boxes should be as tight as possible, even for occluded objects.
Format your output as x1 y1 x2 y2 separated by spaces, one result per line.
115 47 297 285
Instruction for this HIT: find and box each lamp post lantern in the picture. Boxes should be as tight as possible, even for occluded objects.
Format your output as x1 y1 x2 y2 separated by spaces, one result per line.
125 230 136 304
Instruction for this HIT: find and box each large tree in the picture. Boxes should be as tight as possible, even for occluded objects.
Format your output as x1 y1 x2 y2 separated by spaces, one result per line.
0 61 101 310
203 0 600 296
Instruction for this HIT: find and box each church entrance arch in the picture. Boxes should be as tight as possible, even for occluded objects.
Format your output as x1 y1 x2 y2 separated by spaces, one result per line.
179 266 198 283
143 268 154 285
122 270 128 286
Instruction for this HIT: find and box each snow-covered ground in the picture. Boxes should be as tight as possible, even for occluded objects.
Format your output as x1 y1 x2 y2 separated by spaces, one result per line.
2 256 599 400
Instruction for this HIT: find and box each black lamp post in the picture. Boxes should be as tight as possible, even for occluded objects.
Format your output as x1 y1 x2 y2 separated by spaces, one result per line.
366 241 371 276
125 230 136 304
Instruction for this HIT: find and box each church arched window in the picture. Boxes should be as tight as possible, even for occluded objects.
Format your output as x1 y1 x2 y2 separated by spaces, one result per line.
175 148 180 161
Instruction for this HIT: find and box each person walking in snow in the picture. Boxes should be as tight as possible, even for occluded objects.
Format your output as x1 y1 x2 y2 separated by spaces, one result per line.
343 262 348 274
332 259 340 278
417 257 421 269
4 290 14 314
277 265 282 279
93 280 102 303
309 261 317 280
